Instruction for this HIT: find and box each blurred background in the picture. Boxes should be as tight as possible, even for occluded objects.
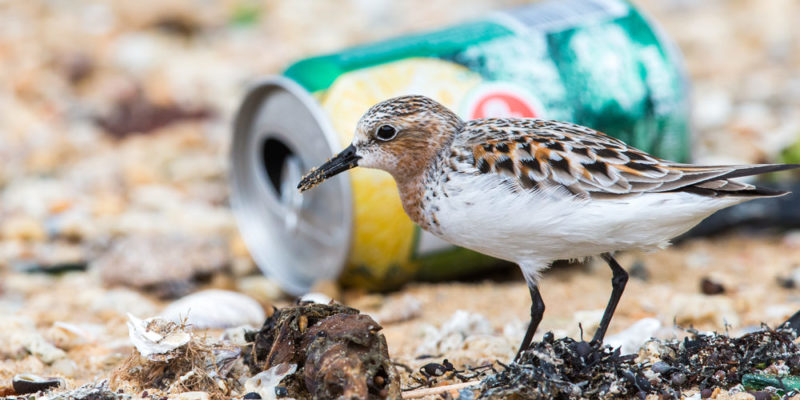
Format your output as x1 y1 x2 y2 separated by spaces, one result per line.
1 0 800 392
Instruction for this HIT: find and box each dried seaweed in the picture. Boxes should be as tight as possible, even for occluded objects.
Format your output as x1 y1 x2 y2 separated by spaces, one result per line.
110 320 244 400
653 326 800 391
478 325 800 399
480 333 650 399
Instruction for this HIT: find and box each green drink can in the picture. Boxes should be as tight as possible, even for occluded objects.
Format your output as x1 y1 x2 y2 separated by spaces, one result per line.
231 0 690 293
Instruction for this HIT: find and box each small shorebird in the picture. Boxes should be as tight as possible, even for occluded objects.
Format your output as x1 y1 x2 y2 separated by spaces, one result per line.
298 95 798 359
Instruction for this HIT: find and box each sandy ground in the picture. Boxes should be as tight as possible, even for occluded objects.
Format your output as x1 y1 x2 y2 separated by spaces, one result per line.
1 0 800 398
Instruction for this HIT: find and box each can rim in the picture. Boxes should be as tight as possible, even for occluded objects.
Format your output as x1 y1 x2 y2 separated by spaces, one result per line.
229 76 354 295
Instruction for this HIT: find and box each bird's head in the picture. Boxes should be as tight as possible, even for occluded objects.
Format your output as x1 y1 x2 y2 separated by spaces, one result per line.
298 95 463 192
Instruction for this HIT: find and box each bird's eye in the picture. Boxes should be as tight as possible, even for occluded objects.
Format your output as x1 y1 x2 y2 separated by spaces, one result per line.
375 125 397 141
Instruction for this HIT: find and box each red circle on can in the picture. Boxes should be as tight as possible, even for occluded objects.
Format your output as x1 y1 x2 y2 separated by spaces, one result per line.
469 92 538 119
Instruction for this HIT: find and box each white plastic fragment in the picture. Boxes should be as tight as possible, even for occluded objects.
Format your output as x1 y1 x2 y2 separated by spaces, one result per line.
243 363 298 400
126 313 191 361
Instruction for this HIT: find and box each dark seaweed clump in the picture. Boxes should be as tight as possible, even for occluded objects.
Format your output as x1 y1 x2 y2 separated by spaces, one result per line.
479 323 800 400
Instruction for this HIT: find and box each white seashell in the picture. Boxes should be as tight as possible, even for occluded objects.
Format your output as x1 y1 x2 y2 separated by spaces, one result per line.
159 290 265 329
126 314 191 361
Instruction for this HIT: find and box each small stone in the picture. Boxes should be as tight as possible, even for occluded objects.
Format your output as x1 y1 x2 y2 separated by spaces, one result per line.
730 392 755 400
750 392 771 400
236 276 286 304
701 388 713 398
668 294 739 327
670 372 687 386
629 260 649 281
651 361 672 375
177 392 209 400
243 393 261 399
714 369 727 382
1 215 46 241
370 294 422 324
572 341 592 358
701 277 725 295
50 358 78 378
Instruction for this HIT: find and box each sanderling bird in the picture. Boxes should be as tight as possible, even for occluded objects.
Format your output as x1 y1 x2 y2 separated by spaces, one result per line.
298 95 799 359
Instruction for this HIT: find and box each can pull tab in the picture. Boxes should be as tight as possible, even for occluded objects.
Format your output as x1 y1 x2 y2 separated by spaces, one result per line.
279 155 303 232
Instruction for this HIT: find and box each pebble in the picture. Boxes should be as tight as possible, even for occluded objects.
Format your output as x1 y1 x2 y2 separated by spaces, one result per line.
236 275 286 304
50 358 78 378
177 392 209 400
700 277 726 295
670 372 687 386
651 361 673 375
369 294 422 324
160 290 265 329
668 294 739 327
1 215 46 241
0 316 67 364
628 260 649 281
45 321 99 350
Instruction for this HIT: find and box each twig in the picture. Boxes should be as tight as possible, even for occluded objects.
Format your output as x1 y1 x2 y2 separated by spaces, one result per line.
401 380 481 399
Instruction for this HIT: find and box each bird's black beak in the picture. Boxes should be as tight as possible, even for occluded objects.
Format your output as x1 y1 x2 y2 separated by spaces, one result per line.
297 144 360 192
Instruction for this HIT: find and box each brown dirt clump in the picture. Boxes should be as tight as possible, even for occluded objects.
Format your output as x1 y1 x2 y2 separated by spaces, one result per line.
245 302 401 399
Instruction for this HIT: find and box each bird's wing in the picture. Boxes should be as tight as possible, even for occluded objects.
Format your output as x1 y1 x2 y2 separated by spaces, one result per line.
451 118 793 198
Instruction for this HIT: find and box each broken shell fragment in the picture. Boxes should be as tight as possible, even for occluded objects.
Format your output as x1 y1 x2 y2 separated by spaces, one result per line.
12 374 64 395
126 313 191 361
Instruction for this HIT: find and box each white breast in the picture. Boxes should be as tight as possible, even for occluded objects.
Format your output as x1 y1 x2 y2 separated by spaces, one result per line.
429 172 746 275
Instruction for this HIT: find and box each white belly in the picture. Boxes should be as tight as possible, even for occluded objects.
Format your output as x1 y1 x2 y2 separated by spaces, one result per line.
430 173 745 271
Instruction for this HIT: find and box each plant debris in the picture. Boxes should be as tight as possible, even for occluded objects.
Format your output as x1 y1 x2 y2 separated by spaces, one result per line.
479 333 651 399
478 324 800 399
111 316 245 400
244 302 401 399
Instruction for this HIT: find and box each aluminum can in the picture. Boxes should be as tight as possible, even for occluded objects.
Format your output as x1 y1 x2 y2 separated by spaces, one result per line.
231 0 690 294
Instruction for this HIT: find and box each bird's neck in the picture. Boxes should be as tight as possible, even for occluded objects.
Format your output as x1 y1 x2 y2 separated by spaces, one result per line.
394 155 444 231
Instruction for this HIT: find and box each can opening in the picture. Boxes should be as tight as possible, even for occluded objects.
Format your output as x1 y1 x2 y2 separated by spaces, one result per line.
261 137 294 196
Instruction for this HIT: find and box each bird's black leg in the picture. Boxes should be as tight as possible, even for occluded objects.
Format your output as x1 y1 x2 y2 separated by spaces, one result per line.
590 252 629 346
515 284 545 361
